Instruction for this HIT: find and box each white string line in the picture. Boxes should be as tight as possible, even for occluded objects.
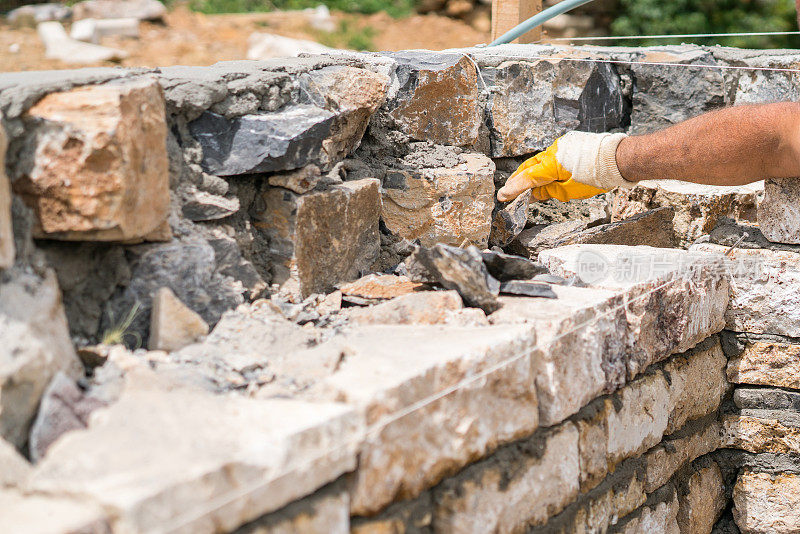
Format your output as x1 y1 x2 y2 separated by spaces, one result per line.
542 30 800 42
155 256 721 534
467 52 800 75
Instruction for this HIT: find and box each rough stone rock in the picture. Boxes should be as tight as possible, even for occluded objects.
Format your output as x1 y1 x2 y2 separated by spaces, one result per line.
643 418 721 494
235 481 349 534
246 32 334 60
611 487 680 534
510 220 587 258
733 471 800 534
527 195 610 227
30 375 362 533
735 387 800 412
191 67 388 175
732 54 800 105
28 372 110 462
339 273 424 301
7 3 71 27
268 165 322 195
691 244 800 337
727 337 800 390
254 179 381 297
722 411 800 454
676 458 726 534
480 249 547 281
405 244 500 312
0 118 13 269
481 55 626 156
499 280 557 298
70 17 140 44
14 77 169 241
433 423 580 532
0 269 82 449
490 190 530 247
72 0 166 20
612 180 762 246
149 287 210 352
182 190 240 221
36 21 129 63
0 437 31 487
380 150 495 248
758 177 800 244
379 52 481 147
629 48 727 135
0 488 110 533
305 324 538 515
347 290 462 325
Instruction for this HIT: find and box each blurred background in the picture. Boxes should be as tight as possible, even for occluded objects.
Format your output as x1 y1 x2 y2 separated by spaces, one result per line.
1 0 799 72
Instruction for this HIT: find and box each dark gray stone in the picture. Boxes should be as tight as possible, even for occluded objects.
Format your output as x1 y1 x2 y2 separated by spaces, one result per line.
406 244 500 313
734 388 800 412
189 106 336 176
499 281 557 299
181 191 240 221
490 190 530 248
532 273 569 285
480 250 547 282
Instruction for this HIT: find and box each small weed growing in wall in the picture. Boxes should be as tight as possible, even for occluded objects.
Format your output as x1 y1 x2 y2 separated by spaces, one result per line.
101 301 142 348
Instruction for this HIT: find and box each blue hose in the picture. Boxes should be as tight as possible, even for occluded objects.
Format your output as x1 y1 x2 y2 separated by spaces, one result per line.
488 0 597 46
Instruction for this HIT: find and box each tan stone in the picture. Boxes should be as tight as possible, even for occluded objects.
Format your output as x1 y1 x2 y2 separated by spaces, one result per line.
15 78 170 241
0 437 30 488
662 339 728 435
236 483 349 534
255 179 381 297
149 287 209 352
758 177 800 244
676 461 725 534
612 488 680 534
643 420 721 493
576 398 613 492
727 340 800 389
383 52 481 146
733 471 800 534
339 274 425 300
0 488 110 534
433 423 580 532
380 152 495 248
30 377 362 534
612 180 762 246
722 413 800 454
346 290 463 325
0 118 13 269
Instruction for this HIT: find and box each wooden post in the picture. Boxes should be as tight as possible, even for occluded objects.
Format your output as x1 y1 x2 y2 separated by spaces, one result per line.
491 0 543 44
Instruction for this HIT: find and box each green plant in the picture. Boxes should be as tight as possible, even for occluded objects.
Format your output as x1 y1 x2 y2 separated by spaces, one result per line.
101 302 142 348
188 0 413 17
610 0 800 48
317 19 377 50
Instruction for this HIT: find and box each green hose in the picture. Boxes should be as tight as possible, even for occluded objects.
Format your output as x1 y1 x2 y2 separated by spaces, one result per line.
488 0 597 46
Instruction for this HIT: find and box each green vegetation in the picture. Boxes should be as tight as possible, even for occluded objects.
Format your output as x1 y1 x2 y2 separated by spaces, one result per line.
188 0 414 17
316 19 377 50
610 0 800 48
101 302 142 348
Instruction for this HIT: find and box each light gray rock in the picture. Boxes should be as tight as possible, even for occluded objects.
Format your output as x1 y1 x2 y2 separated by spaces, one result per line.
70 17 140 44
246 32 334 60
7 3 71 27
72 0 166 21
0 488 110 533
758 177 800 244
182 190 240 221
37 21 128 64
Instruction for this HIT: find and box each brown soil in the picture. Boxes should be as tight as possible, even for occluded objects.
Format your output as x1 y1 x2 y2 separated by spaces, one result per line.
0 4 491 72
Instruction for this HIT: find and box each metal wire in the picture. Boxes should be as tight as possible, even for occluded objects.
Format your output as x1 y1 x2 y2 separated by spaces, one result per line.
542 30 800 42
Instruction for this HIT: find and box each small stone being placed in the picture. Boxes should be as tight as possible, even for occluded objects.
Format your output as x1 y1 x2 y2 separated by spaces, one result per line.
499 281 558 299
405 244 500 313
490 190 531 247
149 287 209 352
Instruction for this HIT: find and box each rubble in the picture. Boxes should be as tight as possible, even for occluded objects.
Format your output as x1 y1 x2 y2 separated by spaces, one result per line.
36 21 128 64
339 273 425 301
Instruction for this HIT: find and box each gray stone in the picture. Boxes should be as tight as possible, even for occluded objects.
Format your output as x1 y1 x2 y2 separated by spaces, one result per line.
758 177 800 244
499 280 558 298
735 388 800 412
72 0 166 20
490 190 531 247
37 21 129 64
7 3 71 27
510 220 587 259
480 249 547 281
182 191 240 221
406 244 500 312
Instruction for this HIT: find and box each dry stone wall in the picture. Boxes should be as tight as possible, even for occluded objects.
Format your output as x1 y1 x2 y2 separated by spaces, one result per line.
2 43 800 533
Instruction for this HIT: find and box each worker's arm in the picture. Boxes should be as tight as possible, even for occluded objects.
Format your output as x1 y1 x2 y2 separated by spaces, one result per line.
497 102 800 202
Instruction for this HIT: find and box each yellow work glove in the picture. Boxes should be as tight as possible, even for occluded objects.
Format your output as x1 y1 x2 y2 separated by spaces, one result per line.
497 132 634 203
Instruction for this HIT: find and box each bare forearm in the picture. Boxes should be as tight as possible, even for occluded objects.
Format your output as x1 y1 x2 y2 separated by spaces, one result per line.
616 103 800 186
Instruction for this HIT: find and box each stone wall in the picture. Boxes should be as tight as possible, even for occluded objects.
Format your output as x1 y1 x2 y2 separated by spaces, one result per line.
2 43 800 533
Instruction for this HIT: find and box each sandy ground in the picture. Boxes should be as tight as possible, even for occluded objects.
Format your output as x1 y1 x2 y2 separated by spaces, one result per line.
0 4 492 72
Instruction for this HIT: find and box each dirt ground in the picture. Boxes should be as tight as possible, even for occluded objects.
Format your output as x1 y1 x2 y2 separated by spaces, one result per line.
0 4 492 72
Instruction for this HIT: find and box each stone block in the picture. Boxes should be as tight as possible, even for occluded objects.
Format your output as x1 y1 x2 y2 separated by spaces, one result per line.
254 179 381 297
691 244 800 337
611 180 762 246
727 337 800 390
676 459 725 534
379 52 481 147
14 78 169 241
722 411 800 454
433 423 580 532
0 488 110 534
346 290 463 325
610 486 680 534
306 324 539 516
30 377 362 534
381 151 495 248
0 269 83 448
733 471 800 534
481 55 626 157
734 387 800 412
758 177 800 244
149 287 209 352
0 118 13 269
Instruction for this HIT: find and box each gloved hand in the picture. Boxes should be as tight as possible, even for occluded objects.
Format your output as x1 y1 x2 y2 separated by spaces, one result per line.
497 132 634 203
